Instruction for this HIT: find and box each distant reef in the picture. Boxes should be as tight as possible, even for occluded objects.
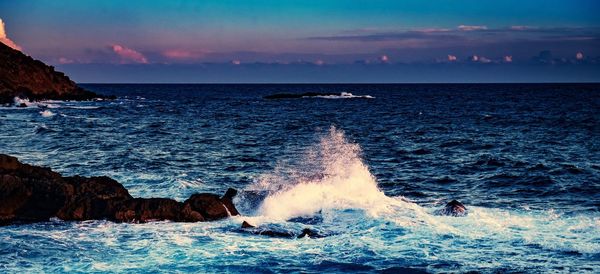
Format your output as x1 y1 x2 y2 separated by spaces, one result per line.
0 42 107 104
0 154 239 225
264 92 374 99
264 92 339 99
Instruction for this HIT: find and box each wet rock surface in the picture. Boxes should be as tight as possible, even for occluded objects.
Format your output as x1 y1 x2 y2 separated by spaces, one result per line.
435 200 468 217
239 220 323 239
0 154 239 225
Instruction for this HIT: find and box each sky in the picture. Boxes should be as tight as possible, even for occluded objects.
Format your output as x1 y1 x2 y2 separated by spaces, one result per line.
1 0 599 82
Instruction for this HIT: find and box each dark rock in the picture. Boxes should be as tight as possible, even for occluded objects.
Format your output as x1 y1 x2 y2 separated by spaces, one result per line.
239 220 323 239
0 154 70 224
297 228 323 239
183 193 231 221
0 42 108 104
114 198 187 223
221 188 240 216
241 220 255 228
57 176 132 220
435 200 468 217
253 229 296 238
0 154 239 225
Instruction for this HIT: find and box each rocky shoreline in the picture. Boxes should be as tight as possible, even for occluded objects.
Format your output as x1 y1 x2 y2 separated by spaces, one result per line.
0 42 109 105
0 154 239 225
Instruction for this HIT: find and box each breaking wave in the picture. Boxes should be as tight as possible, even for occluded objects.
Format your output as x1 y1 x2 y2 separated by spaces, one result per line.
250 127 436 227
245 126 600 257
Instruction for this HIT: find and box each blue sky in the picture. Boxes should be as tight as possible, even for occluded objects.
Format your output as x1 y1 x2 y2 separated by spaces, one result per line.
1 0 599 82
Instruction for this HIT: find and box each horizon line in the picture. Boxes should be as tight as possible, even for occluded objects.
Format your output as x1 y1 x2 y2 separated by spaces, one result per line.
78 82 600 85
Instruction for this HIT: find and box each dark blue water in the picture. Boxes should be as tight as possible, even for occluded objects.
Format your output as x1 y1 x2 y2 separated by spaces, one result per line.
1 84 599 273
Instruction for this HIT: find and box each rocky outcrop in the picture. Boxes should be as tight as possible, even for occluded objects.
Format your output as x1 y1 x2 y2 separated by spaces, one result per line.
0 42 105 104
0 154 239 225
239 220 323 239
435 200 468 217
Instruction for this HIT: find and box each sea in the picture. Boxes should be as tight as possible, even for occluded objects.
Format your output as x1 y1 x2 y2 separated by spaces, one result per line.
0 83 599 273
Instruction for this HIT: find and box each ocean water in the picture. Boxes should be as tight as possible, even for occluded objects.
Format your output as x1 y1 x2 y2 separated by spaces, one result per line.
0 83 599 273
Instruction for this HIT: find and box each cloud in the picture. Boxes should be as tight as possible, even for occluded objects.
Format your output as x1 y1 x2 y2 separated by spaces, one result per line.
305 26 600 53
510 26 534 31
111 44 148 64
457 25 488 31
0 18 22 51
162 49 208 60
58 57 74 64
307 30 461 42
447 55 457 61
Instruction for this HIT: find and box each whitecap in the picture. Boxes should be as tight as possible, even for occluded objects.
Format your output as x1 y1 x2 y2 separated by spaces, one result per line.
309 92 375 99
39 110 55 117
65 106 100 110
13 97 34 107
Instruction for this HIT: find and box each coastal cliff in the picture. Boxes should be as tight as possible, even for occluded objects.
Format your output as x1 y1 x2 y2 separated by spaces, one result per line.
0 42 102 104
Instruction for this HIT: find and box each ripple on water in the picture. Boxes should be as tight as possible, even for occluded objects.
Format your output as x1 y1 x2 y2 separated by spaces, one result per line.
1 84 599 272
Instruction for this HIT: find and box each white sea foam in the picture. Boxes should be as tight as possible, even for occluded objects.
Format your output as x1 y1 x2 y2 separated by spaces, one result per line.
253 126 428 226
39 110 55 117
249 126 600 256
308 92 375 99
65 106 100 109
13 96 34 107
12 97 63 109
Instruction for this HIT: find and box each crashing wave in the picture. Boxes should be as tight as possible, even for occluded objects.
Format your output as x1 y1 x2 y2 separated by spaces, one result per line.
240 126 600 256
247 126 428 227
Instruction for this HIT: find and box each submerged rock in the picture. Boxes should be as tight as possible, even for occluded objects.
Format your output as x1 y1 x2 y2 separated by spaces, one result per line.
435 200 468 217
239 220 323 239
0 154 239 225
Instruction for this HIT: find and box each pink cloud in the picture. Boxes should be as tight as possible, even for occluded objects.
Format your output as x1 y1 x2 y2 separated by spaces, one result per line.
447 55 457 61
510 26 534 31
111 44 148 64
0 18 21 51
457 25 488 31
162 49 207 60
58 57 74 64
418 28 451 33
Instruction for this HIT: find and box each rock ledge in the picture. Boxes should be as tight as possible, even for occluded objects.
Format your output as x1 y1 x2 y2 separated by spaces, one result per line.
0 154 239 225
